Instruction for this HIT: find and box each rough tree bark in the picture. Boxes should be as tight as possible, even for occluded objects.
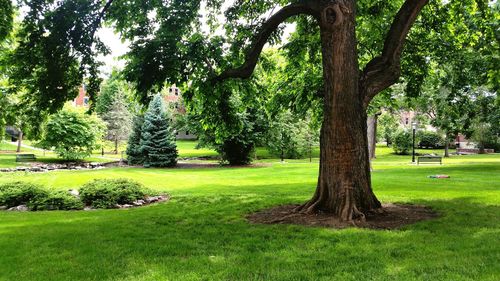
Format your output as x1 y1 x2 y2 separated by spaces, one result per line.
213 0 428 222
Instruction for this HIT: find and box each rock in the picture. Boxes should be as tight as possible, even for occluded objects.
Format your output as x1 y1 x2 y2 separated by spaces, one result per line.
30 167 42 172
8 205 29 211
145 196 159 203
0 168 12 172
83 206 94 211
132 201 144 206
0 206 7 210
16 167 29 172
68 189 80 197
117 204 133 209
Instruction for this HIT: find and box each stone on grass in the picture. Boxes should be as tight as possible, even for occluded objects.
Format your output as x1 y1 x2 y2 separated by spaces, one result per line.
8 205 29 211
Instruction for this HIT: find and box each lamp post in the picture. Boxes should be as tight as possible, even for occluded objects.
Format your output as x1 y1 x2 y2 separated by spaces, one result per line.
412 122 417 163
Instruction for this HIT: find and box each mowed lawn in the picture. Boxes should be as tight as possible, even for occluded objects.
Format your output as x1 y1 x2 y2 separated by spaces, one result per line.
0 148 499 280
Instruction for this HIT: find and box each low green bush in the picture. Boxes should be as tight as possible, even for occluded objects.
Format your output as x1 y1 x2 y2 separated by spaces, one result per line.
418 131 443 148
79 179 147 208
0 182 48 209
33 190 84 211
392 129 413 155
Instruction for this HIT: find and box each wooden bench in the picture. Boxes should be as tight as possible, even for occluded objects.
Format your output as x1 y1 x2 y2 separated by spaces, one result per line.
417 156 442 165
16 154 36 162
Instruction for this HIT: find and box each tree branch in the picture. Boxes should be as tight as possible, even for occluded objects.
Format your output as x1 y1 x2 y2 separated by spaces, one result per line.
89 0 114 39
213 1 316 83
360 0 428 109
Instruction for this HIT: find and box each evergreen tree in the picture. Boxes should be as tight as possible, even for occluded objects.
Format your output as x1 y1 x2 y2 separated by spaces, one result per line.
126 115 145 165
102 94 132 154
140 94 177 167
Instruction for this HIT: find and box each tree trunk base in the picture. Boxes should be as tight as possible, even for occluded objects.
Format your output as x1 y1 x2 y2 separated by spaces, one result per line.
249 203 437 229
293 197 382 223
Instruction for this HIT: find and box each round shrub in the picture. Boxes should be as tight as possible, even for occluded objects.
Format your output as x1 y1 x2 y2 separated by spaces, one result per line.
392 129 413 155
418 131 443 148
79 179 147 208
0 182 48 209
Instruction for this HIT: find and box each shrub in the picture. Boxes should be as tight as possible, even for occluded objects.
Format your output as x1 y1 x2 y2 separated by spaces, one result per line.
216 137 254 165
392 129 413 155
0 182 48 209
32 190 84 211
0 182 85 211
40 108 105 161
418 131 443 148
80 179 147 208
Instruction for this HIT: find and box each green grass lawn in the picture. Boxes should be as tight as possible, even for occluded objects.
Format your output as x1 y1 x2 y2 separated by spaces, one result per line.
0 150 499 280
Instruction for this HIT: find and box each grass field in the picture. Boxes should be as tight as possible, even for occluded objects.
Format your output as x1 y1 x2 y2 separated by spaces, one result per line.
0 143 499 280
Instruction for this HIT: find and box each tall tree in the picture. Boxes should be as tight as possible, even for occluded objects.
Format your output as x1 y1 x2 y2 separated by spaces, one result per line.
140 94 177 168
102 94 132 154
8 0 496 222
126 115 145 165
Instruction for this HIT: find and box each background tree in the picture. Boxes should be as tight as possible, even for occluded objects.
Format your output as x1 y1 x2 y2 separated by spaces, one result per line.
126 115 145 165
102 94 133 154
0 0 13 42
140 94 177 168
41 108 105 161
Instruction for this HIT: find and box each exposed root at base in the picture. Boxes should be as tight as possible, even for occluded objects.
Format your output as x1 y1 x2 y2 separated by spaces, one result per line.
247 203 438 230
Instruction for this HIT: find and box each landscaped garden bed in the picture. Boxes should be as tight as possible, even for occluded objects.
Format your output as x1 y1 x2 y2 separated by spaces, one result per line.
0 179 169 211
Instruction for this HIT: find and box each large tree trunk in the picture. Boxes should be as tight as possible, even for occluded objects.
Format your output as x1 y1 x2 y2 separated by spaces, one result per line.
16 131 23 153
296 1 381 221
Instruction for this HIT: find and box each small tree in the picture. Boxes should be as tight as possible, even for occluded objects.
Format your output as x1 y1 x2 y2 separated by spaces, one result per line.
102 94 132 154
126 115 145 165
41 109 105 161
392 129 413 155
140 94 177 167
377 112 399 146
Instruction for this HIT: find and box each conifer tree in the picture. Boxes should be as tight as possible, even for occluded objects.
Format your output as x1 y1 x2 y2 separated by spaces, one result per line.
140 94 177 167
126 115 145 165
102 94 132 154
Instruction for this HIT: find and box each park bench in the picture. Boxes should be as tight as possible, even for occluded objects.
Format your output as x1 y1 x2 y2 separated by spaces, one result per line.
16 154 36 162
417 156 442 165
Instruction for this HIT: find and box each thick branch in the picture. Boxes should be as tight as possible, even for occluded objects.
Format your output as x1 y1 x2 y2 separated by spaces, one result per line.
360 0 428 109
213 1 316 82
89 0 114 39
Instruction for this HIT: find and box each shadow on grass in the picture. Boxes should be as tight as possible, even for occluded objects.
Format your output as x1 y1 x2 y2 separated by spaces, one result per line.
0 196 498 281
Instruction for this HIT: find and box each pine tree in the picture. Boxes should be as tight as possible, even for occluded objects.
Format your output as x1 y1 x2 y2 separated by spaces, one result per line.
102 94 132 154
126 115 145 165
140 94 177 167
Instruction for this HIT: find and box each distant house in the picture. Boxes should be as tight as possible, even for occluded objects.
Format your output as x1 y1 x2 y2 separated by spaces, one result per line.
73 85 89 107
163 85 196 140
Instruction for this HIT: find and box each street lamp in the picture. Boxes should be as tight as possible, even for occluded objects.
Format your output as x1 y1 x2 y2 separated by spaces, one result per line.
412 121 418 163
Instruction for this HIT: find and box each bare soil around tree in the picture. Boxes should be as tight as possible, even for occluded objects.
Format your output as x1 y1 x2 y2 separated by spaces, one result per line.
247 203 439 230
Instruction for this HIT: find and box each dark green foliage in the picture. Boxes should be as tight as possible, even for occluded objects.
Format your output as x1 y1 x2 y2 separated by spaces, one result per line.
0 181 84 210
140 94 177 168
392 129 414 155
32 190 84 211
216 137 254 166
0 181 48 209
417 131 443 149
79 179 147 209
126 115 146 165
0 0 13 42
